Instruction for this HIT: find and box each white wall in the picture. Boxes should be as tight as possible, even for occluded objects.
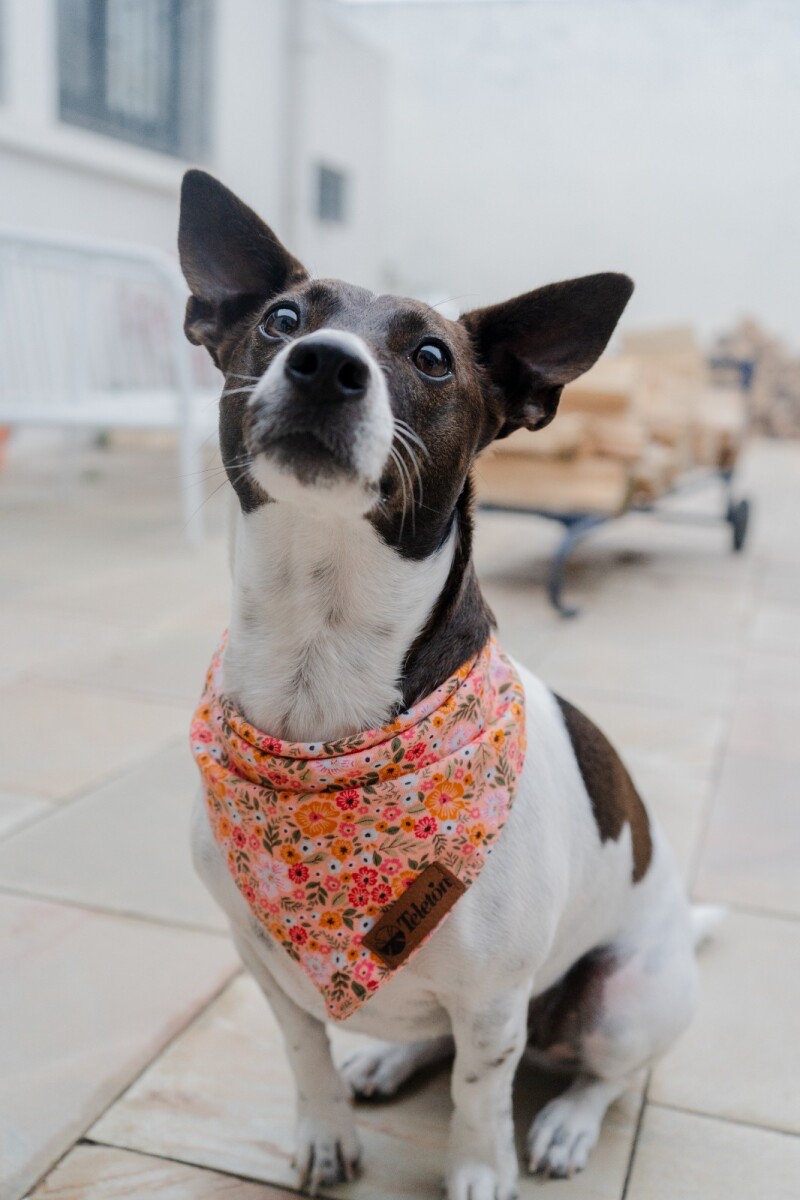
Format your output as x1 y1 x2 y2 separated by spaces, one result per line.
210 0 388 288
207 0 288 239
340 0 800 348
293 8 388 289
0 0 387 287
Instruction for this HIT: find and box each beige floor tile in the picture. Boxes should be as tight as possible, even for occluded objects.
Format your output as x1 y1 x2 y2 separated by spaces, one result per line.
91 975 641 1200
751 602 800 654
0 893 239 1200
727 694 800 763
694 752 800 918
760 562 800 605
0 442 226 542
0 519 138 605
539 629 739 709
626 1105 800 1200
36 615 224 706
739 648 800 704
611 527 758 589
582 576 752 649
473 509 556 579
23 545 230 632
0 680 188 801
624 764 710 880
29 1144 298 1199
0 792 51 840
0 607 132 688
481 583 555 669
0 744 225 930
650 910 800 1134
566 694 726 779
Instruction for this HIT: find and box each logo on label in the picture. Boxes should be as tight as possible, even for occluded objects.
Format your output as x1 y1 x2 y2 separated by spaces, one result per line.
363 862 467 967
372 923 407 958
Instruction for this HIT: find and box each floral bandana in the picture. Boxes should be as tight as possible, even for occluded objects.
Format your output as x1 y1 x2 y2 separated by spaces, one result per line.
191 636 526 1021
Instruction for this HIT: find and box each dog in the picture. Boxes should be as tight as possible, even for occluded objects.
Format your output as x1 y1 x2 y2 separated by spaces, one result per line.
180 169 716 1199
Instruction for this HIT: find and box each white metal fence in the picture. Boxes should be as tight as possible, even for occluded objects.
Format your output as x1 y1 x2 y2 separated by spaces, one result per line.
0 226 219 540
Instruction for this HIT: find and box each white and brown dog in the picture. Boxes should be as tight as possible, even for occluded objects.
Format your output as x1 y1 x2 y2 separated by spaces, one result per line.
180 170 717 1199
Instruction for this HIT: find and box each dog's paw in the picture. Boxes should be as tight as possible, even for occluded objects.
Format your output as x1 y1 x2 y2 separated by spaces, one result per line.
341 1043 420 1099
445 1162 518 1200
294 1109 361 1195
527 1093 601 1180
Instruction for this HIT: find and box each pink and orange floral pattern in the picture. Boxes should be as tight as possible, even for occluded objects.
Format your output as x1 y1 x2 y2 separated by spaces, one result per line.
191 635 526 1020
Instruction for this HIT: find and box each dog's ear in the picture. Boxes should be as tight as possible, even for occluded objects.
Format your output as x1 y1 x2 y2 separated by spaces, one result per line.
461 273 634 441
178 169 307 365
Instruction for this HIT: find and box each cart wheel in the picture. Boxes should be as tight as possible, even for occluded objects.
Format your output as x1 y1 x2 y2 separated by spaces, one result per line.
730 497 750 552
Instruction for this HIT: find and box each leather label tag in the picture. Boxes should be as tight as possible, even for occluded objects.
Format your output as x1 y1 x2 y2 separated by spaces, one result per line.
362 862 467 968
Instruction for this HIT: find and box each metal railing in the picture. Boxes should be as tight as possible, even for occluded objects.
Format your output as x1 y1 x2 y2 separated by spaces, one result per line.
0 225 219 541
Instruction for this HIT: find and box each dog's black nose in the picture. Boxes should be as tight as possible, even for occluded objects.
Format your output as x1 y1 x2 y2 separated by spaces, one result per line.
285 337 369 401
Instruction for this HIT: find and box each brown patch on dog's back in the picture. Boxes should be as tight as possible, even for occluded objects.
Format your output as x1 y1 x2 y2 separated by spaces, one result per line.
555 695 652 882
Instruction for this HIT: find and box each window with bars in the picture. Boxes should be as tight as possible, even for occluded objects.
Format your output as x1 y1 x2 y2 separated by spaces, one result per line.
316 164 348 224
58 0 212 159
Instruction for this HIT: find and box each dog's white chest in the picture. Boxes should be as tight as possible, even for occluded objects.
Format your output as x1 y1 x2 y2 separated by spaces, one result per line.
222 504 454 742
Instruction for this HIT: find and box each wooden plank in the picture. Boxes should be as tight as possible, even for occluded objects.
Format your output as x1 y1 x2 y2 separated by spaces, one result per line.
491 413 587 459
475 451 632 516
560 356 640 416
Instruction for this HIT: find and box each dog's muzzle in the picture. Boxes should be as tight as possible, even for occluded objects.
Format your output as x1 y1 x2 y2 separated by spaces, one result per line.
247 331 393 496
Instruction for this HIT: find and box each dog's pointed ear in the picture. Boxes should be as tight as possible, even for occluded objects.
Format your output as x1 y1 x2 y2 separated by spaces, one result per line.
461 273 634 441
178 169 307 365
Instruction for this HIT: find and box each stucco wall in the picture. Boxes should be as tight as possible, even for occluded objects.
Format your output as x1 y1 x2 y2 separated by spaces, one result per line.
0 0 386 288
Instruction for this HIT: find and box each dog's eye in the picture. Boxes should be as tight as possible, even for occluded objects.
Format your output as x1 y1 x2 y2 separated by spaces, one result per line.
413 340 452 379
260 305 300 340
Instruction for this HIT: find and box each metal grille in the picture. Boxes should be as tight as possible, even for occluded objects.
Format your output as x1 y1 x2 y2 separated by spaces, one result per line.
58 0 212 159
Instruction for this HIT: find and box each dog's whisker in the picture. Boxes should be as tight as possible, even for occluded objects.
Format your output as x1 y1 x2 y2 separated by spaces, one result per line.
181 478 227 533
387 447 406 536
393 432 424 509
422 293 476 315
389 445 411 540
220 384 258 399
178 465 229 479
393 423 430 510
394 419 430 459
396 444 417 537
229 466 253 489
395 448 422 512
180 454 254 479
181 460 254 531
393 429 422 478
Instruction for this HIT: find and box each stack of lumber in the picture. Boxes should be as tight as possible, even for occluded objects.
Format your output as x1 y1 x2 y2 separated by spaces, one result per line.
712 317 800 438
475 328 747 517
622 327 747 470
477 357 656 515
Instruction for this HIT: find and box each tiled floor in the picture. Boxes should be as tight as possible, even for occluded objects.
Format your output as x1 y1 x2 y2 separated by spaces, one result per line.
1 436 798 1199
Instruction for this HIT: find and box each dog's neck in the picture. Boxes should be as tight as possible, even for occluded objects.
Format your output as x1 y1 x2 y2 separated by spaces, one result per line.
222 487 493 742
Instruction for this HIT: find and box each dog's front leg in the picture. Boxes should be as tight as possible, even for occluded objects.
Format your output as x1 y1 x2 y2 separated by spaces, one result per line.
234 932 360 1194
443 982 530 1200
